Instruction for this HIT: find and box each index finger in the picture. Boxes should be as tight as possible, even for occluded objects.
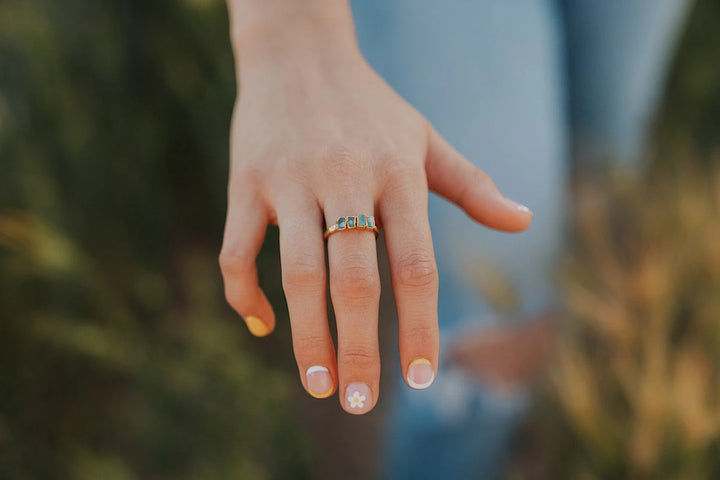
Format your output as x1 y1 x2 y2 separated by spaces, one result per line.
380 168 439 390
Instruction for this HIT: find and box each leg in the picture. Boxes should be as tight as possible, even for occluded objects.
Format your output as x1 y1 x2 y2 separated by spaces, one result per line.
352 1 568 478
563 0 692 167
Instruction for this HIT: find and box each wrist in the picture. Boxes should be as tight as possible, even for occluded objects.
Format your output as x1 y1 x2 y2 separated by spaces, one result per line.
229 1 358 73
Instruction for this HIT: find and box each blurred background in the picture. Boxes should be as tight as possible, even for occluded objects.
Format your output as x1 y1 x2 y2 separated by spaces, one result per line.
1 0 720 479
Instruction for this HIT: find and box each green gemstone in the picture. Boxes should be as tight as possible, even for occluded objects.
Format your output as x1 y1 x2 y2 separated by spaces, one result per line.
358 214 367 227
367 216 375 228
337 217 346 230
347 216 356 228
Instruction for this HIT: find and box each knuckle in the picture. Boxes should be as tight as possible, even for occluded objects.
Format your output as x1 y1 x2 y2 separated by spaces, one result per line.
283 256 326 289
382 160 420 190
394 250 438 289
381 163 427 208
340 345 379 371
219 252 255 312
230 161 273 195
331 261 380 301
456 168 490 205
218 250 254 276
232 164 263 186
472 167 493 186
321 145 365 177
472 168 495 196
472 168 496 193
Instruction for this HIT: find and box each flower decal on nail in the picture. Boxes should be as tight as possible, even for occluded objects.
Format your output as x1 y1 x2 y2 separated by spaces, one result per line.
347 390 366 409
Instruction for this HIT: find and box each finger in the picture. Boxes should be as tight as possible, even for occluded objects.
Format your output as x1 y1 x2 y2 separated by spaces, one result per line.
325 198 381 415
219 189 275 337
380 168 439 390
277 191 337 399
426 125 533 232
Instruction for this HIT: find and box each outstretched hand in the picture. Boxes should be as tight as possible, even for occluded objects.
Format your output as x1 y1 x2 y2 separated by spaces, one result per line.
220 4 532 415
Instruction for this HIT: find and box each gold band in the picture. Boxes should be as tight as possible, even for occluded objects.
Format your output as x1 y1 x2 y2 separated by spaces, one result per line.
324 215 379 240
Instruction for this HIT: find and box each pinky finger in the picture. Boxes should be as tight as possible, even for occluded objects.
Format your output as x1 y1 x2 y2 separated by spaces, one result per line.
219 194 275 337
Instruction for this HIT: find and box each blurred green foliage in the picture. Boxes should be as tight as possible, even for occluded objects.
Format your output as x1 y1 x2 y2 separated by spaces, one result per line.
0 0 310 478
512 2 720 478
2 0 720 479
533 164 720 480
658 0 720 156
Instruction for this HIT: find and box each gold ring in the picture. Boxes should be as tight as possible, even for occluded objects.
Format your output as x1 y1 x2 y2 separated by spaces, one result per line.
324 215 379 240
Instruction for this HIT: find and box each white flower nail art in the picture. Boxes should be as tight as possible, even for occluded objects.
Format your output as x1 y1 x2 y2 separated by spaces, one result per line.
347 390 366 409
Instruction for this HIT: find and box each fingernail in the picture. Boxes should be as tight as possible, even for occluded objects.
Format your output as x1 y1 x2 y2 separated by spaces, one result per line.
407 358 435 390
504 197 533 215
244 315 270 337
517 204 533 215
344 383 372 414
306 366 334 399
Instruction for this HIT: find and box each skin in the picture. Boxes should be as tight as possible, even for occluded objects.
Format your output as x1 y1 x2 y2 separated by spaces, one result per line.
221 0 533 414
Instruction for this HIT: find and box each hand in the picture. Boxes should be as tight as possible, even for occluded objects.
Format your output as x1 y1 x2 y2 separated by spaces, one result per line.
448 317 554 392
219 8 533 414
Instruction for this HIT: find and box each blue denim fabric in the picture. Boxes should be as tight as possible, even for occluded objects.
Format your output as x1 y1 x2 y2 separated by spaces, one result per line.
563 0 691 164
350 1 689 478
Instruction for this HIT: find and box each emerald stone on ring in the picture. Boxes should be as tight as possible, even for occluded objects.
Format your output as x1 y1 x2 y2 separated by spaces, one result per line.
324 215 380 240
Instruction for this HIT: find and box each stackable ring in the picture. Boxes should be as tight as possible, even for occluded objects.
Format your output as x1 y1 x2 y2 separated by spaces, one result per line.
324 214 379 240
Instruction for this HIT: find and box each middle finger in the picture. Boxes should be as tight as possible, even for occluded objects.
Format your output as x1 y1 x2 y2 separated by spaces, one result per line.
325 196 381 415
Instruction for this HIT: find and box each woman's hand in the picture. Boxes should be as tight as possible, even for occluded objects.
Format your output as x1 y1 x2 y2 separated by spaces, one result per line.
220 0 532 414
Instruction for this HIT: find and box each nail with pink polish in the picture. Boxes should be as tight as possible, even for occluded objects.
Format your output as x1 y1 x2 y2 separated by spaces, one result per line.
345 382 372 414
407 358 435 390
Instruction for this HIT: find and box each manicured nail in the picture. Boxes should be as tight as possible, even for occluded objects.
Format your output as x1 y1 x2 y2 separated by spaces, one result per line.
517 204 532 214
504 197 533 215
407 358 435 390
243 315 270 337
344 383 372 414
306 366 334 399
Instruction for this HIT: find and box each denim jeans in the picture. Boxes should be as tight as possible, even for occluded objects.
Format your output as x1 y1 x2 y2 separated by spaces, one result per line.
351 1 690 479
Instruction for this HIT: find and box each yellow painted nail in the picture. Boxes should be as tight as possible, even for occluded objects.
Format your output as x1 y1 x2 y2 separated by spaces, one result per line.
407 358 435 390
309 388 335 399
244 315 271 337
306 366 335 399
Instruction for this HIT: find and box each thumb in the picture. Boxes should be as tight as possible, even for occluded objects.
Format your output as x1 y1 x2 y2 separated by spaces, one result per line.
425 125 533 233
